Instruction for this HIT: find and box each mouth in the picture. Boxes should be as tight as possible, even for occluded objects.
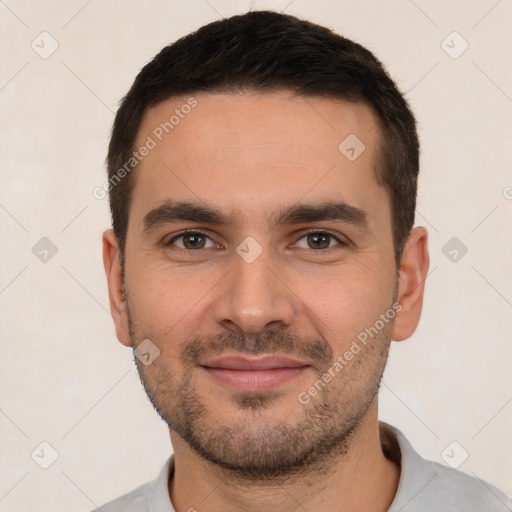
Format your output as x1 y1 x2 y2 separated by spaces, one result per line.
199 354 311 391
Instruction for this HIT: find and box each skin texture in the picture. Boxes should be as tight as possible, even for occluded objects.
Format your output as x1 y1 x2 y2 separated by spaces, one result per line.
103 90 429 511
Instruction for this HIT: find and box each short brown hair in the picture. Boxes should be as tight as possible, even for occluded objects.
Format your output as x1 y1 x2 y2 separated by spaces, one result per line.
107 10 419 268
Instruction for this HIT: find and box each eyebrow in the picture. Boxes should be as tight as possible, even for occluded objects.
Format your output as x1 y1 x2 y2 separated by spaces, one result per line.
142 199 369 233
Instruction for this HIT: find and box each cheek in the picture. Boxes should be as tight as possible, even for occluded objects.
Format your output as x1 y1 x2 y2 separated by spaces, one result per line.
126 267 209 346
296 269 395 350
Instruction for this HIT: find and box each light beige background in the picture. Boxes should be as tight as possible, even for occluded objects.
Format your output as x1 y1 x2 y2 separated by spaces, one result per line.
1 0 511 510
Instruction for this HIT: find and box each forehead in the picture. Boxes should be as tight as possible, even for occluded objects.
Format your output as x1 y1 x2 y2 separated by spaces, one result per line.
137 90 379 154
130 90 386 226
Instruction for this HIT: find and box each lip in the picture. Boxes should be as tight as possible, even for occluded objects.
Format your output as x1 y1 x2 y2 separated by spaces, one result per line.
201 355 308 370
200 355 310 391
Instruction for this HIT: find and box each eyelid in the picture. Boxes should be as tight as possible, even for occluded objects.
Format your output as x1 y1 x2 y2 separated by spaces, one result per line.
292 228 350 249
165 229 221 249
165 228 350 251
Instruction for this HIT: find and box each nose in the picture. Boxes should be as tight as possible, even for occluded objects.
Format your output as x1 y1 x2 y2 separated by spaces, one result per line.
213 245 295 338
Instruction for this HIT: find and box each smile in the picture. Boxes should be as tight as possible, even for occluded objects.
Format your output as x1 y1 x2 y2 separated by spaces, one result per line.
200 355 311 391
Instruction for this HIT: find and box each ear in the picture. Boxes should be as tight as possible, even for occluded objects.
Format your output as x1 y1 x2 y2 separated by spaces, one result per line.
102 229 132 347
392 226 429 341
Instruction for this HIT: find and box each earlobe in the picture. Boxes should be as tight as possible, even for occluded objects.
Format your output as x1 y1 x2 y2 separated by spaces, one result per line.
102 229 132 347
391 226 429 342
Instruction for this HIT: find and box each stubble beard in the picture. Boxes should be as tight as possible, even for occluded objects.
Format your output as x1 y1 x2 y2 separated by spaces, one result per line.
126 300 394 482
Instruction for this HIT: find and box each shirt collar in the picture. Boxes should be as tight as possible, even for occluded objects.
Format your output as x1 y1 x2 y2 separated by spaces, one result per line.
381 422 439 511
147 422 433 511
147 453 175 511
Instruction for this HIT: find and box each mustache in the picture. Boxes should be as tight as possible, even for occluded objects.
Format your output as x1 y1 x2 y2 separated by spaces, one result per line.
181 329 334 370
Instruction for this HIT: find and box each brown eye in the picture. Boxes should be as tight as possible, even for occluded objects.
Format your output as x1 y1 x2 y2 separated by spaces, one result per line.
294 231 344 250
182 233 206 249
168 231 215 250
307 233 331 249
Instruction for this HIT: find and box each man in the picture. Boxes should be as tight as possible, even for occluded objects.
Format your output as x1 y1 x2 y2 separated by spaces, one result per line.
97 10 511 512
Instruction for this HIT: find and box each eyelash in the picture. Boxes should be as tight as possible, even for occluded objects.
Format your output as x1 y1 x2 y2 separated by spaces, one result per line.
165 229 349 252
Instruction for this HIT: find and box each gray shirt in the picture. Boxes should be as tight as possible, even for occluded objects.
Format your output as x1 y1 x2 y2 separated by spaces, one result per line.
92 422 512 511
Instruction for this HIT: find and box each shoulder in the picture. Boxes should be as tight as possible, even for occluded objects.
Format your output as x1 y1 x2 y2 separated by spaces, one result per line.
424 459 512 510
381 422 512 511
90 480 153 512
89 455 175 512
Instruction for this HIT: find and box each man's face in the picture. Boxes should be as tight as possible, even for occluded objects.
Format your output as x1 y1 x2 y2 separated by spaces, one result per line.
117 91 401 477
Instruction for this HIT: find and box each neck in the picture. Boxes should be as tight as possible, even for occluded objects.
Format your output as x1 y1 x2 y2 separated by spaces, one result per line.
168 402 400 512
